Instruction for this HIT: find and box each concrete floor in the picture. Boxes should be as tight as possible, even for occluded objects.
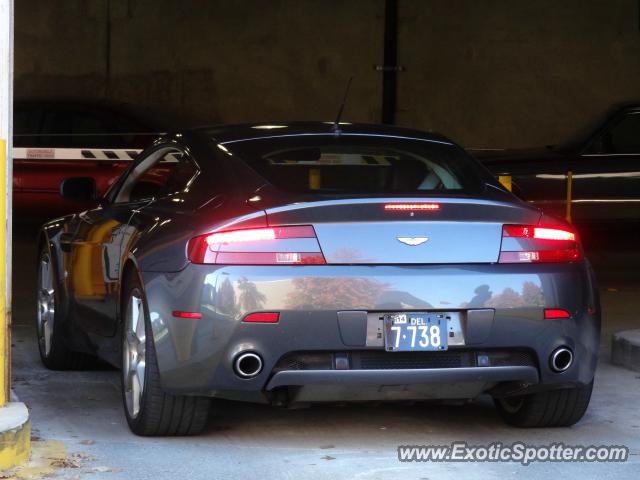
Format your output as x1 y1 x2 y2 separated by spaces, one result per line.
7 222 640 479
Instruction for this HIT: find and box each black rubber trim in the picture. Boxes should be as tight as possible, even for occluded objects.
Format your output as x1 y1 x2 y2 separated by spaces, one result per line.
265 366 539 389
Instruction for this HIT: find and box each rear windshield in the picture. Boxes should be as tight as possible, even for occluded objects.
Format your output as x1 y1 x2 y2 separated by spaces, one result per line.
221 135 491 195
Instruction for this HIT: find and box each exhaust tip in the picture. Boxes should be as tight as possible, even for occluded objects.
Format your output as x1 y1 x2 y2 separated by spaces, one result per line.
550 347 573 373
234 352 263 378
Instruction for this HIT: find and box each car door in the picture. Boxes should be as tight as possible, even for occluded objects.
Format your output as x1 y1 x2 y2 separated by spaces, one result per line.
63 190 153 339
64 145 180 337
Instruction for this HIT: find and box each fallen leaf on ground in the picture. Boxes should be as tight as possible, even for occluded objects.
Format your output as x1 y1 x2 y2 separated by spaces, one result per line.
50 458 80 468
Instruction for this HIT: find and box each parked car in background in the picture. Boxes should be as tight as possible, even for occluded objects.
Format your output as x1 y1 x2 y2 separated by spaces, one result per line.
37 122 599 436
13 100 164 220
474 105 640 224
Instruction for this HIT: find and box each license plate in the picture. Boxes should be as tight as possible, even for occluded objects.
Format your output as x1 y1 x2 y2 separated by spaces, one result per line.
384 313 449 352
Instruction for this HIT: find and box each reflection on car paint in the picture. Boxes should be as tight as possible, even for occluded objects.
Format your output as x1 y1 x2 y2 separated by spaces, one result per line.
206 269 547 320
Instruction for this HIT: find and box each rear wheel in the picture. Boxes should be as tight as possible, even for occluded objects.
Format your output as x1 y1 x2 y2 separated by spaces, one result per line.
121 270 210 436
36 245 93 370
494 381 594 427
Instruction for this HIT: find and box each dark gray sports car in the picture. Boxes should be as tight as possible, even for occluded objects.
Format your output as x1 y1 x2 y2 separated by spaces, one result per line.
36 122 600 436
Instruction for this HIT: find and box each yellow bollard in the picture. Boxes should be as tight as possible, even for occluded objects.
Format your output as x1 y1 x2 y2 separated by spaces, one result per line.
309 168 321 190
565 170 573 223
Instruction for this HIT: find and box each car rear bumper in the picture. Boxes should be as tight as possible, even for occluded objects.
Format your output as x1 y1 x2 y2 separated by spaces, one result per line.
141 261 600 402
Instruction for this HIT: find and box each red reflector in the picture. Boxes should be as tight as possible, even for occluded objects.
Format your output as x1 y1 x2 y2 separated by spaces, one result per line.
544 309 571 319
172 311 202 319
384 203 440 211
244 312 279 323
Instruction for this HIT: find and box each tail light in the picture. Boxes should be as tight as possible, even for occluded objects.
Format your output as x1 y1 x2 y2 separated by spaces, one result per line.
499 225 582 263
188 226 326 265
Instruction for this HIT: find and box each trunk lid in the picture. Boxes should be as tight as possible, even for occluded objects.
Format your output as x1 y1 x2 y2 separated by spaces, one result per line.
264 197 541 264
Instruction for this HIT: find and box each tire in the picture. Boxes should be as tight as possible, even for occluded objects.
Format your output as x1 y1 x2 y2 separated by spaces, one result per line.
495 380 594 428
121 269 210 436
36 244 95 370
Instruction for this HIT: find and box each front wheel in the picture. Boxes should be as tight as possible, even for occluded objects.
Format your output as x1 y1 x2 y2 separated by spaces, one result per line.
494 380 594 428
36 245 93 370
121 270 210 436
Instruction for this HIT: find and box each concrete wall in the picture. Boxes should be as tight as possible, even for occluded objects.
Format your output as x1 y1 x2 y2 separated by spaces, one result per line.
397 0 640 147
16 0 385 125
14 0 640 148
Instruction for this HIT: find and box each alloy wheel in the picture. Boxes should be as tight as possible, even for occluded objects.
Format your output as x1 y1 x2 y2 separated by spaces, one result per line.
37 252 55 357
123 288 147 419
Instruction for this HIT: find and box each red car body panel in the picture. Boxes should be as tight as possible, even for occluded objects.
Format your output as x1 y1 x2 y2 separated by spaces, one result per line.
13 158 130 218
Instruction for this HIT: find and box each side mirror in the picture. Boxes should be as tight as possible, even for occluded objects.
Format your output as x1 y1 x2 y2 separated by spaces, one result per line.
60 177 97 202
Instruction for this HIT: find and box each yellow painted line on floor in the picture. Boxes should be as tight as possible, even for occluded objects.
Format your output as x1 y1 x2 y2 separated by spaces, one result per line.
0 422 30 471
4 439 66 479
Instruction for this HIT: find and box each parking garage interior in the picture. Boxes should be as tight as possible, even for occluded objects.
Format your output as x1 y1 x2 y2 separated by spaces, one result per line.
2 1 640 479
